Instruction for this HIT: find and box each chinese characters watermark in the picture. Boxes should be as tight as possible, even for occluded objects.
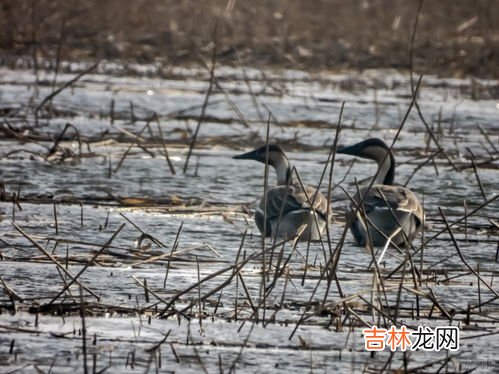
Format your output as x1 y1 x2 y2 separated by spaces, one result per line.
363 325 459 351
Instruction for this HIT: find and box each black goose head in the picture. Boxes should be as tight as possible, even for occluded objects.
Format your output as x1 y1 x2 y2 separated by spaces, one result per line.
233 144 292 185
337 138 395 185
233 144 286 166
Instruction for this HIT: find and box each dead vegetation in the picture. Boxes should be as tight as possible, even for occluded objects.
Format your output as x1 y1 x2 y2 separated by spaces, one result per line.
0 2 498 372
0 58 498 372
1 0 499 77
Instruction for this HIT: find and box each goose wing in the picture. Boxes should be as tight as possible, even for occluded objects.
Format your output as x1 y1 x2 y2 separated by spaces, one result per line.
354 185 424 225
260 184 330 220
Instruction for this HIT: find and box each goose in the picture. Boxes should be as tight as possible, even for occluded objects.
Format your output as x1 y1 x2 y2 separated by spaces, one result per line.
337 138 424 261
233 144 329 241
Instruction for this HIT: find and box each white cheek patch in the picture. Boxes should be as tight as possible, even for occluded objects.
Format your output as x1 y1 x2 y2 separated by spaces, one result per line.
364 146 386 160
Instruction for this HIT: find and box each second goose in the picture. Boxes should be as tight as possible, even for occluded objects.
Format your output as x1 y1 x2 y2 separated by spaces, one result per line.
233 144 329 241
337 138 424 257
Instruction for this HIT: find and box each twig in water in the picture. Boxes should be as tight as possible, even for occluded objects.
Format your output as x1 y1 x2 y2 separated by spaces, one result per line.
164 222 183 286
238 272 257 315
466 147 487 202
51 17 66 95
183 31 218 174
408 0 457 170
424 195 498 246
322 102 346 303
120 213 167 248
439 207 499 298
53 203 58 235
35 62 99 126
404 149 440 187
46 123 85 161
419 195 425 287
113 122 154 173
196 255 203 328
464 199 468 242
132 276 188 318
478 124 498 153
48 223 125 305
234 49 265 123
11 220 100 300
80 285 88 374
146 330 172 353
155 114 176 174
258 115 271 324
229 321 255 374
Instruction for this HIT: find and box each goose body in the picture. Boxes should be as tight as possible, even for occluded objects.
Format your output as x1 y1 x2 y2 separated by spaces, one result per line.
234 145 329 241
337 138 424 251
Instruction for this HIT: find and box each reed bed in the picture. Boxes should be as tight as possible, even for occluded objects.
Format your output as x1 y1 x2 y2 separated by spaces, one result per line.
0 42 498 373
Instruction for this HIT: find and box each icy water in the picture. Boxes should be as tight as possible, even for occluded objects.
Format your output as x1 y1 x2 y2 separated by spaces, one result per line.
0 63 498 373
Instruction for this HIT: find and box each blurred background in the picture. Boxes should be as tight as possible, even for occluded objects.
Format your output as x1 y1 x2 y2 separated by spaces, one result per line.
1 0 498 77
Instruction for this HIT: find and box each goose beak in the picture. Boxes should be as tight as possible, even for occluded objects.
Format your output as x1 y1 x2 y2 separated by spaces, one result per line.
336 143 361 156
233 149 259 160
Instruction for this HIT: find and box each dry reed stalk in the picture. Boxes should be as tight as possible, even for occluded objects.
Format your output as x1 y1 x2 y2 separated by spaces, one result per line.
289 169 328 262
234 50 265 124
267 167 296 272
113 122 151 173
393 250 410 325
403 149 440 187
35 62 99 126
51 17 66 94
53 203 58 235
423 195 497 245
159 253 256 317
478 125 498 153
258 116 271 324
418 195 426 287
375 188 423 288
322 103 345 298
264 271 291 327
439 207 499 298
48 223 125 305
154 115 176 175
357 295 396 326
352 180 389 322
228 320 255 373
131 276 187 318
196 255 203 329
193 347 209 374
161 233 302 319
288 261 332 339
30 0 39 98
119 213 167 248
164 222 183 286
11 220 100 299
79 285 88 374
0 276 24 307
467 148 488 202
237 272 257 315
183 37 217 174
402 286 452 320
46 123 85 160
408 0 456 171
383 182 498 283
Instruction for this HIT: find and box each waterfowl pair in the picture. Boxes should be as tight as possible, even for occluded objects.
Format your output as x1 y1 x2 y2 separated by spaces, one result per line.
337 138 424 260
233 145 329 241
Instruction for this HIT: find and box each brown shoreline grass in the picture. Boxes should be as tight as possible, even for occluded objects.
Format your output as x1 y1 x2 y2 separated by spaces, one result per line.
1 0 498 78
